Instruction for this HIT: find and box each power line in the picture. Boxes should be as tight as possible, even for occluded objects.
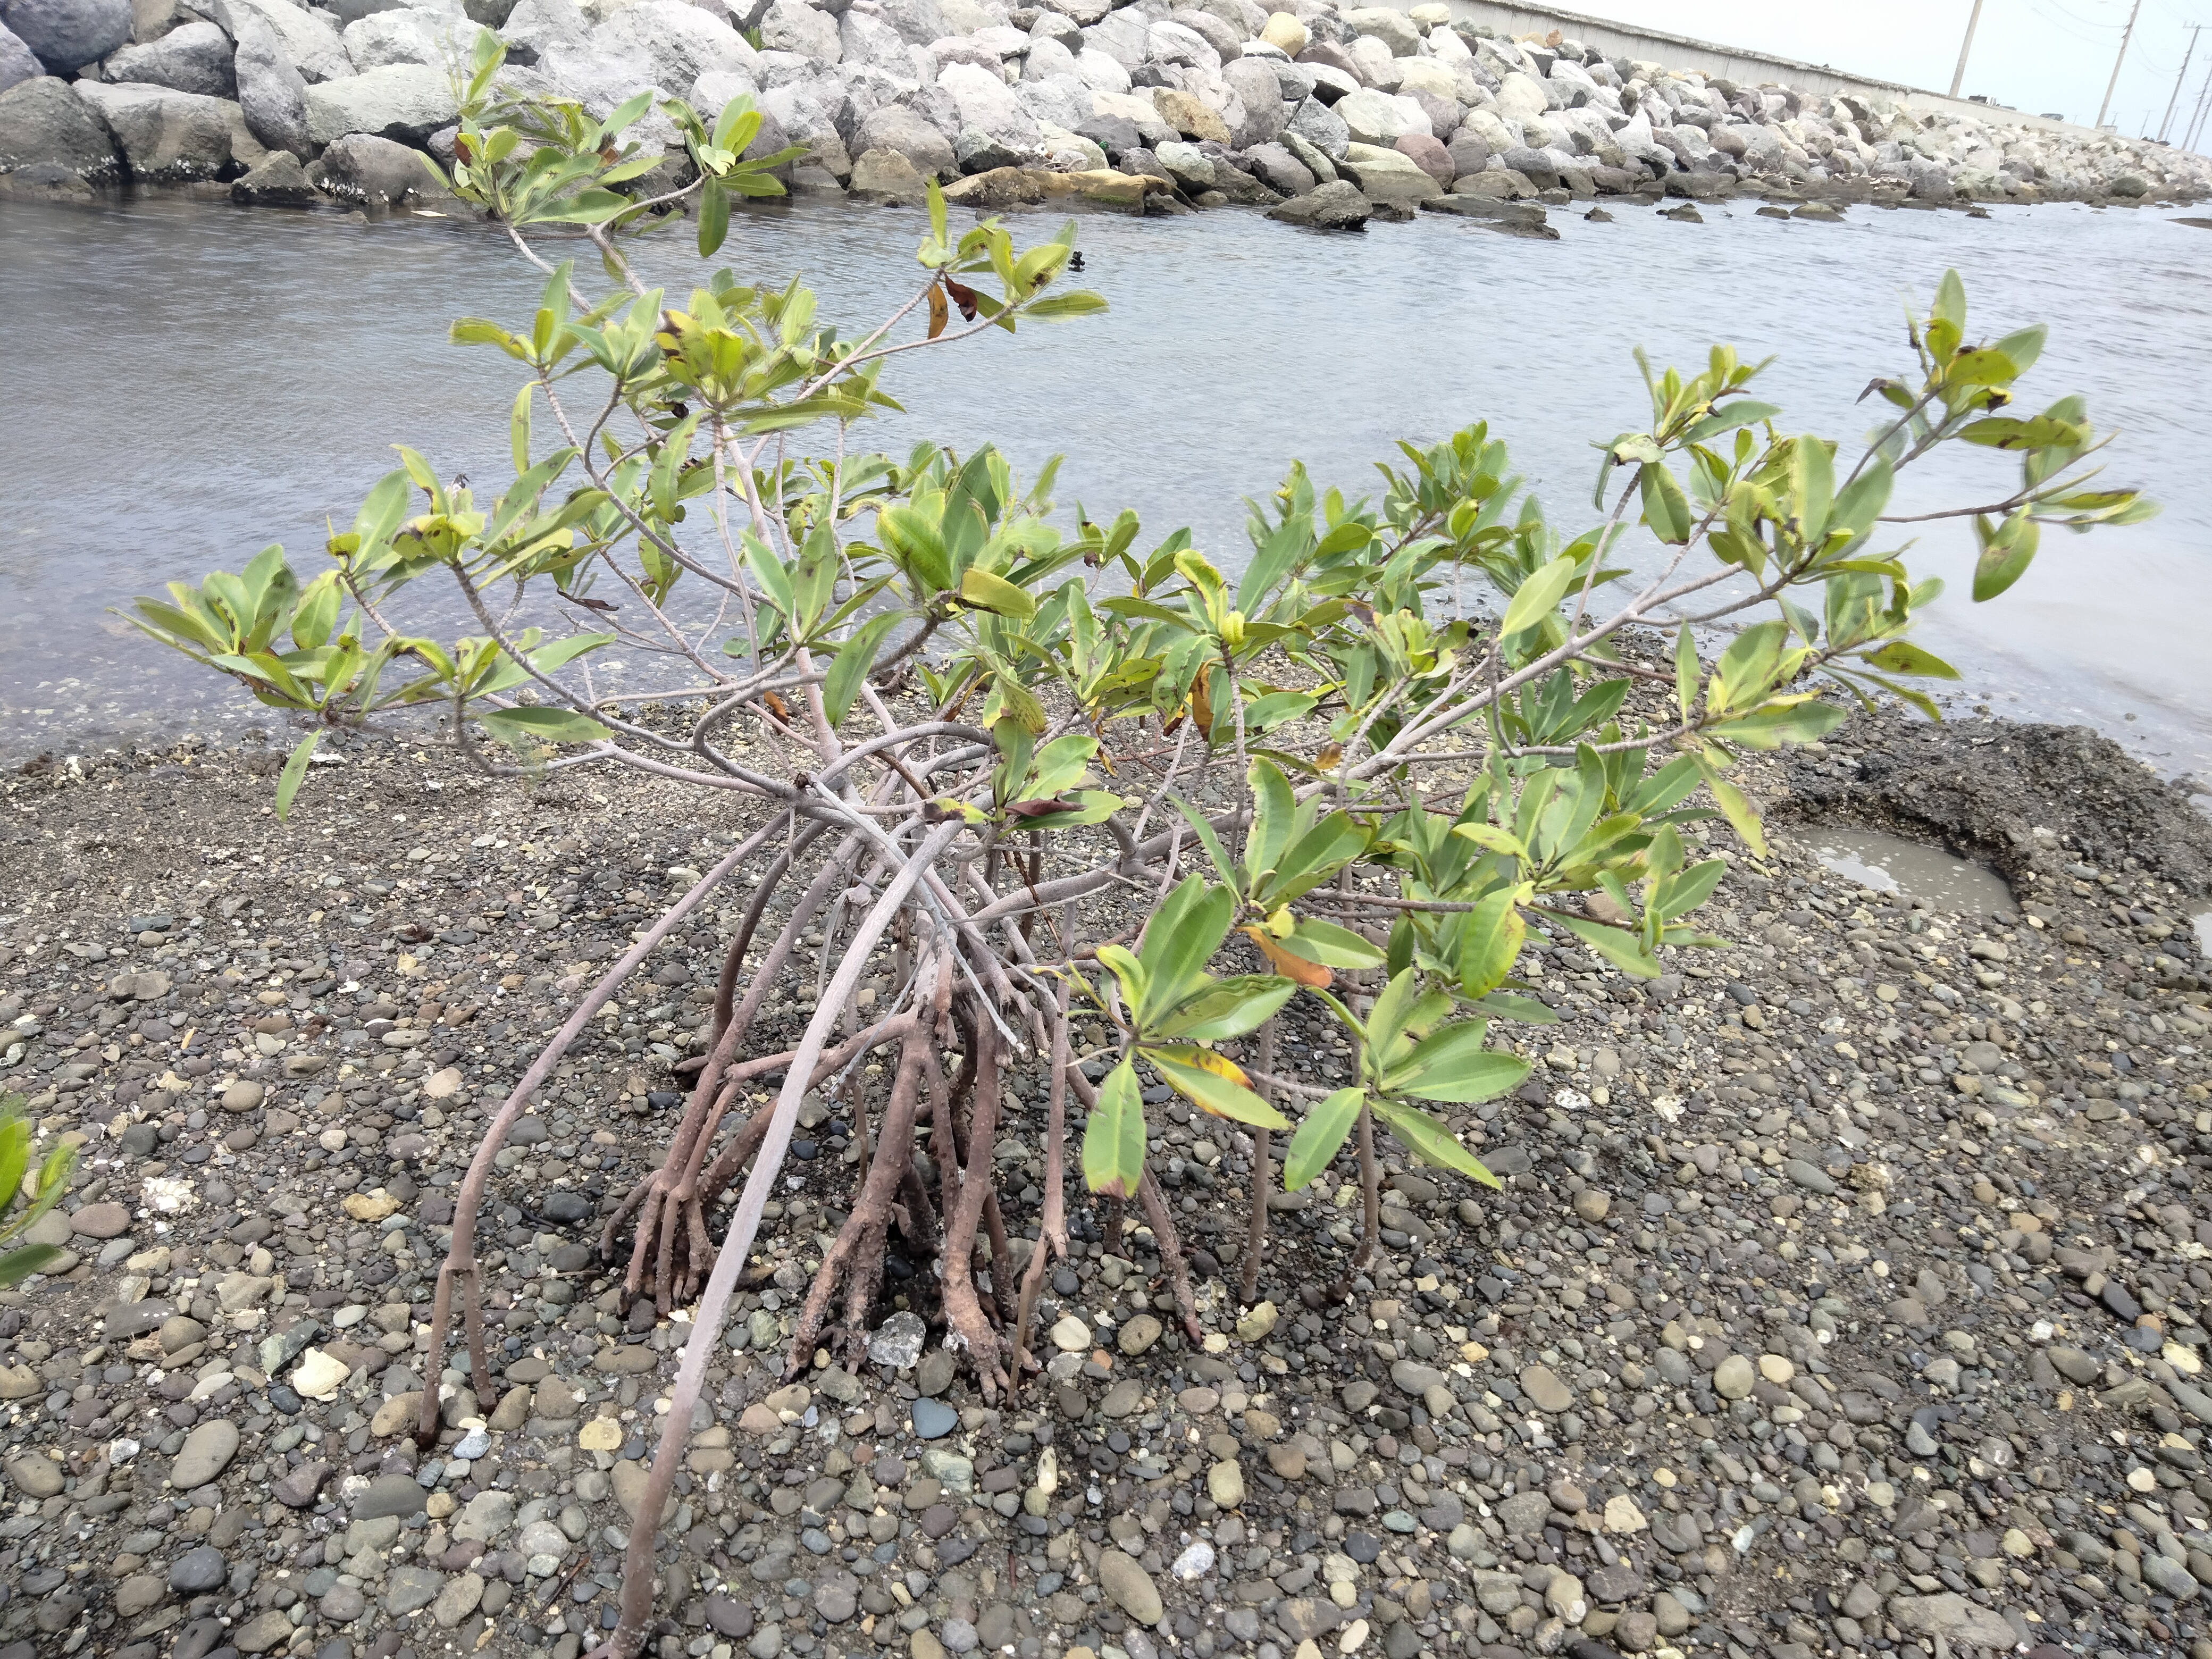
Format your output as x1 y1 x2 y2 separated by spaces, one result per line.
2186 52 2212 146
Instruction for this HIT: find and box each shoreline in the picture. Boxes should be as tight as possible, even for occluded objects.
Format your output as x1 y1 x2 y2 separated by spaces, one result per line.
3 0 2208 232
0 702 2208 1655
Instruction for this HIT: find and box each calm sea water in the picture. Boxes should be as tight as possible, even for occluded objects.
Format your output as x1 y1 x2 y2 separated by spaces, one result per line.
1 192 2206 784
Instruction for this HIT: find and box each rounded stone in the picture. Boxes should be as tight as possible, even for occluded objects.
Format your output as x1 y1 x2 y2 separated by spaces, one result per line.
169 1419 241 1488
1757 1353 1795 1384
1207 1460 1245 1509
69 1201 131 1239
1099 1550 1163 1624
1712 1354 1755 1401
221 1080 267 1112
1117 1313 1162 1356
1049 1314 1093 1353
170 1544 229 1593
1571 1189 1611 1224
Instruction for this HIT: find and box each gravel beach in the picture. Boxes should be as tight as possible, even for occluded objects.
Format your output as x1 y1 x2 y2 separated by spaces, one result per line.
2 706 2210 1659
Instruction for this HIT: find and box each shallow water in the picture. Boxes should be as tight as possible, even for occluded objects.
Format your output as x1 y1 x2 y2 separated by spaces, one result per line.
2 192 2208 773
1804 827 2016 914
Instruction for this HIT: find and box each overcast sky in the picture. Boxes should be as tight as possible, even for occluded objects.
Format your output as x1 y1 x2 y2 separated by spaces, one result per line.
1589 0 2212 143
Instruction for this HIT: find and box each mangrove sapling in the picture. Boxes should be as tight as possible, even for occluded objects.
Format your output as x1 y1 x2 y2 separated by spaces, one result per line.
124 41 2155 1656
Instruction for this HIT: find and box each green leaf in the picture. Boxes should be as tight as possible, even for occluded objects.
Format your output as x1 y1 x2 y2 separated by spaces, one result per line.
1859 640 1959 680
1501 552 1578 637
1473 992 1558 1025
958 567 1037 619
1696 758 1765 858
0 1243 61 1287
273 731 319 822
1143 1046 1290 1130
1260 813 1367 904
698 177 730 258
823 613 901 727
1154 975 1297 1042
1276 918 1385 970
1385 1022 1530 1103
1372 1102 1499 1187
1135 878 1234 1029
1244 758 1297 892
1169 795 1239 891
1455 887 1525 999
1683 399 1781 442
1702 698 1847 750
1638 462 1695 544
476 706 611 746
1790 435 1834 546
1673 623 1698 723
1283 1087 1365 1190
1450 822 1527 859
1081 1058 1147 1200
1971 512 2040 603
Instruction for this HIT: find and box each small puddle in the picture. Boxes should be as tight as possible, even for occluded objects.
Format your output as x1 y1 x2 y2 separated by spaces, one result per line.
1807 828 2016 915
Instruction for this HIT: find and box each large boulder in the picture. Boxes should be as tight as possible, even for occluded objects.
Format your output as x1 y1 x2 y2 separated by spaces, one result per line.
231 12 306 153
855 100 950 175
0 22 40 91
211 0 348 82
1339 5 1414 56
1285 90 1344 160
1264 174 1365 228
543 1 752 112
304 60 456 142
1334 85 1418 146
757 0 835 62
847 143 925 199
1220 54 1280 145
317 127 438 199
1242 137 1308 194
1337 138 1437 204
497 0 582 64
1015 71 1089 131
71 76 229 174
874 0 942 45
228 144 315 200
343 7 488 72
2 0 128 70
97 17 232 93
837 9 912 78
0 72 122 174
1069 44 1126 95
936 56 1036 149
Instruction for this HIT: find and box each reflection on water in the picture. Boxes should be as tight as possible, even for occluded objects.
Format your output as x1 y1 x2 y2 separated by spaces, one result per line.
1 192 2208 769
1808 827 2016 914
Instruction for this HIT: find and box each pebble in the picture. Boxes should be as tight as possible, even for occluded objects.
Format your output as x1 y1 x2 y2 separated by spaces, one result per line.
911 1397 958 1440
867 1310 926 1369
167 1420 240 1488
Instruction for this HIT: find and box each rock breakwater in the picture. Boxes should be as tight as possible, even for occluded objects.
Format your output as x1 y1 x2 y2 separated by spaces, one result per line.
3 0 2208 230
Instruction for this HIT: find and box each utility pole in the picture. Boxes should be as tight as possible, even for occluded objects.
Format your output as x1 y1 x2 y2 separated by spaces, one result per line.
2188 55 2212 150
2159 25 2201 140
2096 0 2143 129
1949 0 1987 98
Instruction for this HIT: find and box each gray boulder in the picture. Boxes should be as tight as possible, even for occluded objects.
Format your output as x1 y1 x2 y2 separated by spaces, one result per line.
1278 123 1334 181
0 21 39 91
1220 54 1280 146
855 100 950 175
97 18 232 94
2 0 128 70
324 0 407 22
72 76 229 174
838 10 913 77
303 60 457 142
1285 91 1345 161
758 0 835 61
343 7 488 72
1444 125 1488 178
228 144 315 200
1264 175 1365 228
1339 5 1415 56
460 0 513 23
848 142 925 199
0 72 122 174
1151 136 1211 190
874 0 942 45
211 0 349 82
1243 138 1310 195
496 0 582 63
318 127 439 199
232 12 306 153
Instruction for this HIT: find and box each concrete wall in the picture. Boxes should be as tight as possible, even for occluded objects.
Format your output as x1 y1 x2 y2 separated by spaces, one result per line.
1437 0 2109 139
